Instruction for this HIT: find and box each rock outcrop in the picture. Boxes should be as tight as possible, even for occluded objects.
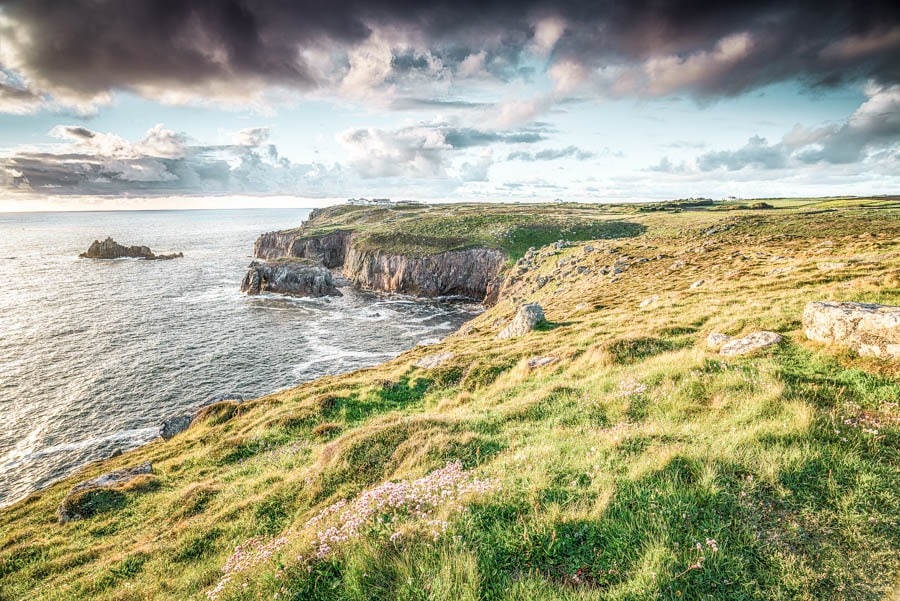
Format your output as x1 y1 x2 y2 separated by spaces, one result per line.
414 352 454 369
497 303 545 339
240 260 342 297
58 463 153 523
803 301 900 359
252 228 506 302
160 415 194 440
718 331 783 356
254 230 352 267
706 332 732 350
343 246 506 300
527 356 556 368
80 237 182 260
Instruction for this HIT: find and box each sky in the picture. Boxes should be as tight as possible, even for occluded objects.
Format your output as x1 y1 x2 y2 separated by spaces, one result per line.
0 0 899 210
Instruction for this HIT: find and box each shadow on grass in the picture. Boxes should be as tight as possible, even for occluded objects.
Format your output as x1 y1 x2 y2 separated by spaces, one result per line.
607 337 691 365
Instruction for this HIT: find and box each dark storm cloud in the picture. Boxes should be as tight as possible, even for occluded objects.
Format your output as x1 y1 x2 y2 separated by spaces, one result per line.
1 0 899 107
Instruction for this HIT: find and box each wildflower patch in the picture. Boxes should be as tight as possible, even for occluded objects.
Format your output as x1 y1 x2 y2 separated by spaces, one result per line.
207 461 494 599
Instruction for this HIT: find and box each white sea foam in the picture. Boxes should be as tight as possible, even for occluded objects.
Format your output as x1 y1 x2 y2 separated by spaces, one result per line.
0 208 478 507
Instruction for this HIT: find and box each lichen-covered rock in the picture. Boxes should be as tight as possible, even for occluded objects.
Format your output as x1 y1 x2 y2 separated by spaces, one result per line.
414 352 454 369
58 463 153 523
803 301 900 359
719 331 783 356
497 303 545 339
527 356 556 368
241 260 342 297
79 237 182 260
706 332 731 350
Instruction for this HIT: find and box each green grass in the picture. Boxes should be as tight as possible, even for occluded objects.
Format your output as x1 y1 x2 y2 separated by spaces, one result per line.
1 198 898 601
286 203 646 259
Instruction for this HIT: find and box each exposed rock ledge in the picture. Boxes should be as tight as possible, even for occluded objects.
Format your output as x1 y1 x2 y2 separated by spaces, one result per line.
80 237 183 260
240 259 342 298
803 301 899 359
252 229 505 302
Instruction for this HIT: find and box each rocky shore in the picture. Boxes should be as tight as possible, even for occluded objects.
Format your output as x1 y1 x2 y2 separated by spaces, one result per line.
251 229 505 302
240 259 342 298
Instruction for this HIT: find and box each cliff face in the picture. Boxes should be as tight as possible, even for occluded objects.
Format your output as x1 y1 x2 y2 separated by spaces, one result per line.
252 229 505 302
342 246 506 300
254 231 352 268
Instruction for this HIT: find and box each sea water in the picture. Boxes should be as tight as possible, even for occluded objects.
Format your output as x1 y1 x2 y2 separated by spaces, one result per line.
0 209 477 507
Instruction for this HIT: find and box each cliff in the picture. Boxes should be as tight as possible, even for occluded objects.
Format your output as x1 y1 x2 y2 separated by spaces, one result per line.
253 227 505 301
3 198 899 601
341 245 505 300
253 230 352 268
250 203 650 303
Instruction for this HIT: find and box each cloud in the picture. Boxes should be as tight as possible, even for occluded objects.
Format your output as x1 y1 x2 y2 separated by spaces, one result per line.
1 1 898 113
507 145 595 161
692 83 900 171
337 122 545 178
0 124 338 196
233 127 271 147
697 135 787 171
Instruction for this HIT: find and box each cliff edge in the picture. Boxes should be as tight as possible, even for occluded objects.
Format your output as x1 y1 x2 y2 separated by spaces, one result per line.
251 203 643 302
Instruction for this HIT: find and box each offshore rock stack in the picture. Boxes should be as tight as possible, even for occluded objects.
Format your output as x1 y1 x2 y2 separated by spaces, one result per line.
79 237 183 260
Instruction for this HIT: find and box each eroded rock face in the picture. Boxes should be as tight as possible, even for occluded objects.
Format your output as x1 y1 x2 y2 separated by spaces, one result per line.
79 237 182 260
240 260 342 297
497 303 545 339
254 230 352 267
58 463 153 523
803 301 900 359
719 331 783 356
253 228 506 302
343 246 506 301
160 415 193 440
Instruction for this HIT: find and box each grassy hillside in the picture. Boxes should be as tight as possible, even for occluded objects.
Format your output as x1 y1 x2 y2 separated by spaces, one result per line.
1 198 898 601
284 202 647 260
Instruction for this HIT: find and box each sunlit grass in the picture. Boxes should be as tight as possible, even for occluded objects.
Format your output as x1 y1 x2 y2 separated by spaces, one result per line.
0 199 897 600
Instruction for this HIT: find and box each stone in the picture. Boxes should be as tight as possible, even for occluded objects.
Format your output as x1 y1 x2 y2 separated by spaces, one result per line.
497 303 545 339
803 301 900 359
79 237 182 260
817 262 850 271
527 356 556 368
58 463 153 523
719 331 783 356
414 352 454 369
639 295 659 308
160 414 193 440
706 332 731 350
241 260 342 297
690 279 706 289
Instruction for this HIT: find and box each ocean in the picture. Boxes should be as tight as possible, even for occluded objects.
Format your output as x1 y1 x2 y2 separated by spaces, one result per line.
0 209 478 508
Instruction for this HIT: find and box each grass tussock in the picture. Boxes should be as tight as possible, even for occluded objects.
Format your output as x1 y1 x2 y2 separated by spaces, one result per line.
1 198 898 600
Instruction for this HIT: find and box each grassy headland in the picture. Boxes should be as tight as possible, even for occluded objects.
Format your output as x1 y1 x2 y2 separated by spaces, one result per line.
288 202 647 261
1 198 898 600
